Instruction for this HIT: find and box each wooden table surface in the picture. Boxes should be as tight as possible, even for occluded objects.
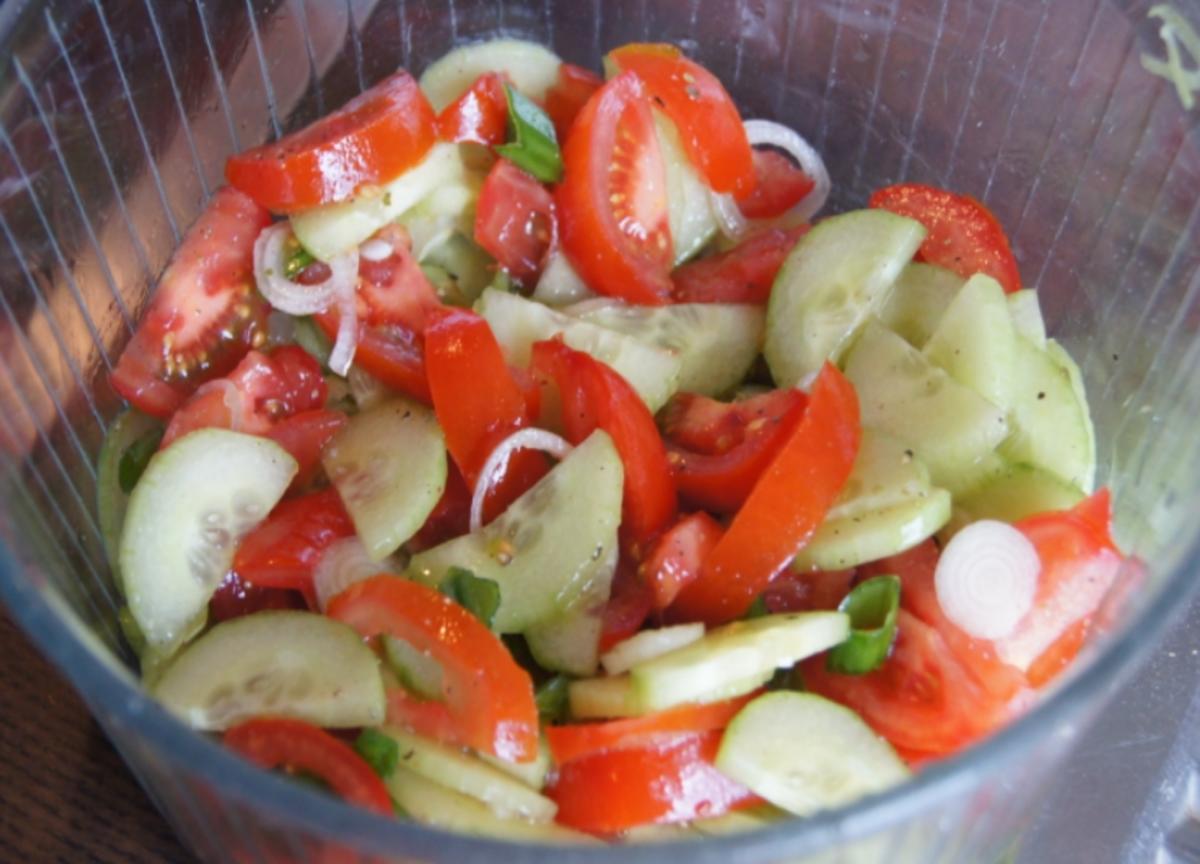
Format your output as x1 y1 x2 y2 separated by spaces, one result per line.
0 610 194 863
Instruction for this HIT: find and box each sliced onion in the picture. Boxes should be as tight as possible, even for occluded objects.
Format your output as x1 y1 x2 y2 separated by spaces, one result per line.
709 189 749 241
313 536 405 611
469 428 573 533
935 520 1040 641
360 236 394 262
253 223 359 316
326 272 359 376
743 119 832 223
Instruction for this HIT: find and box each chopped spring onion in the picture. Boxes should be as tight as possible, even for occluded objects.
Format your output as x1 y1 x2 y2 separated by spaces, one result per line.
935 519 1040 640
283 238 316 280
826 575 900 675
438 566 502 629
494 84 563 183
742 119 831 223
253 223 359 317
469 428 573 532
534 675 570 723
118 426 164 494
355 728 401 779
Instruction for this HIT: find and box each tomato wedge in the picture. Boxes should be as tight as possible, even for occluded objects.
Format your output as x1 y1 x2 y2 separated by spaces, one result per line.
869 183 1021 294
532 338 677 553
544 62 603 141
474 158 556 286
407 462 472 553
327 575 538 762
209 570 309 623
436 72 509 146
671 364 860 625
232 488 354 593
110 187 271 419
223 717 393 815
670 226 808 305
607 44 754 198
738 149 816 220
640 512 724 610
263 408 348 490
547 730 757 834
556 71 673 305
226 71 437 213
759 568 856 614
660 389 806 455
545 693 754 765
599 556 656 652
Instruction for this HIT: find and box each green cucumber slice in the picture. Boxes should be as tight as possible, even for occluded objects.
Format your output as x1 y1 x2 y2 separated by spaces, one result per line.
323 398 447 560
97 408 163 590
843 322 1009 493
715 692 908 816
418 39 564 111
476 287 681 411
600 623 705 676
568 675 642 720
877 262 963 348
630 612 849 713
121 430 297 648
562 299 764 397
531 252 597 306
1045 339 1096 492
655 111 718 265
923 273 1018 411
524 592 608 677
416 232 494 306
765 210 926 387
380 726 557 821
956 462 1085 524
152 611 384 730
690 805 787 836
794 489 952 571
1007 289 1046 347
408 430 622 633
825 430 934 522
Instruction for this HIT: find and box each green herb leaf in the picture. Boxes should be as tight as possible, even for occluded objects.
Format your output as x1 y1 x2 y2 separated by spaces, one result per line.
827 574 901 675
118 427 163 494
535 674 570 723
743 595 770 620
283 237 316 280
439 567 502 629
354 728 400 779
494 84 563 183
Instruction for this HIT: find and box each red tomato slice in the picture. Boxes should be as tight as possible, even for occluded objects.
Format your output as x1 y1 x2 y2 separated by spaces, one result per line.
671 364 860 625
670 226 808 305
759 568 856 614
600 556 655 652
660 389 806 455
223 717 393 815
209 570 309 623
532 338 677 553
327 575 538 762
436 72 509 146
640 512 723 610
407 462 472 553
607 44 754 198
474 158 556 286
545 693 754 765
317 315 431 403
264 408 348 490
869 183 1021 294
226 71 437 213
556 71 673 305
232 488 354 593
738 149 816 220
548 730 758 834
544 62 603 142
110 188 271 419
355 224 442 329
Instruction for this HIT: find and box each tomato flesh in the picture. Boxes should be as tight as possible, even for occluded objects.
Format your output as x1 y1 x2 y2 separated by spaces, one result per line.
640 512 723 610
232 488 355 593
209 570 309 623
544 63 603 142
599 556 656 652
670 226 808 305
436 72 509 146
738 149 816 219
474 158 556 286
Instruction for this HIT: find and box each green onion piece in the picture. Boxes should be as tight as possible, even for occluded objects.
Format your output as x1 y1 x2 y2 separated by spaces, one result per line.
283 238 316 280
743 595 770 620
118 427 164 494
354 728 400 779
534 674 570 723
495 84 563 183
438 566 502 629
827 574 901 675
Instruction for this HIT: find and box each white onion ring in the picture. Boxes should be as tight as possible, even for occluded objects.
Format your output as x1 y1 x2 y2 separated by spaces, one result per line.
253 223 359 316
743 119 832 223
708 189 749 241
326 273 358 376
469 428 573 533
935 520 1040 640
313 536 403 611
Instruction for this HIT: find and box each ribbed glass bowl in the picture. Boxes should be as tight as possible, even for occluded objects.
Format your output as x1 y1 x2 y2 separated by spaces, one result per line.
0 1 1198 861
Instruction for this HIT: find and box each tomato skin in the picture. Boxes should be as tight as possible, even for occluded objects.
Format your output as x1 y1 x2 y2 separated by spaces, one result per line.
759 568 856 614
869 183 1021 294
111 187 271 419
544 63 603 141
607 44 754 198
264 408 347 490
226 71 437 213
556 72 673 306
670 226 808 305
355 224 442 329
599 557 655 652
208 570 309 623
640 512 723 610
327 575 538 762
548 730 758 834
317 315 431 403
223 717 393 815
406 463 472 553
738 149 816 219
232 488 354 593
436 72 509 146
474 159 557 286
661 389 806 456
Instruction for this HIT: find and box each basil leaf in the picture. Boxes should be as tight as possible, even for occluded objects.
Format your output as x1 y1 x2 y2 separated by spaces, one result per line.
495 84 563 183
535 674 570 723
827 574 901 675
354 728 400 779
283 237 316 280
118 427 163 494
439 567 501 629
743 595 771 620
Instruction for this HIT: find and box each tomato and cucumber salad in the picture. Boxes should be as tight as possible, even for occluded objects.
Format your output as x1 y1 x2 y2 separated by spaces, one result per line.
99 36 1126 843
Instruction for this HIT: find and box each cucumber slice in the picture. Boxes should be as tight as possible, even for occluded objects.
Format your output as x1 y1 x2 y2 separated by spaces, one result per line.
998 335 1094 493
478 733 552 790
956 462 1085 524
655 111 718 265
568 675 642 720
843 322 1009 493
765 210 926 387
793 489 952 571
531 252 597 307
716 692 908 816
380 727 557 821
122 430 297 648
152 611 385 730
418 39 564 111
97 408 163 589
524 590 608 677
825 430 934 522
1045 339 1096 492
323 398 446 560
1007 289 1046 347
690 805 787 836
878 262 963 348
923 273 1017 411
290 143 466 261
417 232 493 306
408 430 622 633
600 623 705 676
382 635 444 701
630 612 849 713
562 300 764 397
476 287 682 411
